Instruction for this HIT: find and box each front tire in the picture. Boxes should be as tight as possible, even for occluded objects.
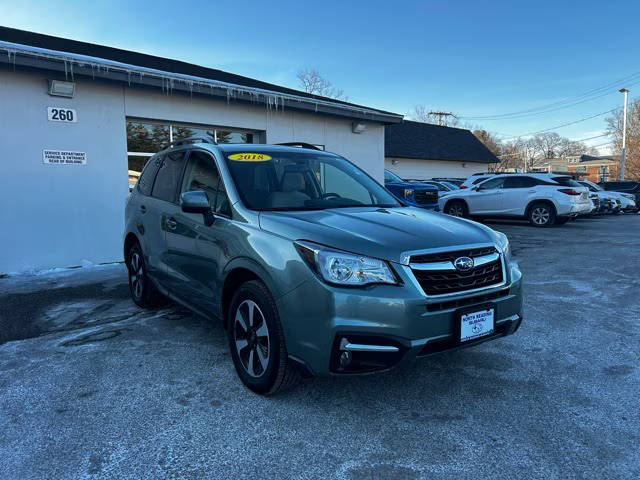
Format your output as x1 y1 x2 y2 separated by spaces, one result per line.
127 243 165 308
445 200 469 218
528 202 556 227
227 280 301 395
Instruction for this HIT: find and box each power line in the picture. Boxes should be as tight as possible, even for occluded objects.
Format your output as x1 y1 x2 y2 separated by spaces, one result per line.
459 71 640 120
501 109 617 140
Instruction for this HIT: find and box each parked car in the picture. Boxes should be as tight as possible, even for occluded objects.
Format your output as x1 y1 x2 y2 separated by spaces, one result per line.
124 139 523 394
440 173 592 227
418 180 459 197
459 173 498 189
578 180 634 213
597 180 640 212
432 177 465 187
384 169 439 209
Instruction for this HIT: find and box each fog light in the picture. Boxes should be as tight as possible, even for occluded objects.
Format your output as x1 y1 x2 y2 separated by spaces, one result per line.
339 351 352 367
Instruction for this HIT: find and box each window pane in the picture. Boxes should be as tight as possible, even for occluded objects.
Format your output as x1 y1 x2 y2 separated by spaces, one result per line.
152 151 186 202
137 155 163 196
173 126 216 142
181 151 231 216
216 131 254 144
127 122 170 153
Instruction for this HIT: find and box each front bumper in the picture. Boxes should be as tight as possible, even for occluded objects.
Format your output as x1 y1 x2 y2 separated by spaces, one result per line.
277 258 523 376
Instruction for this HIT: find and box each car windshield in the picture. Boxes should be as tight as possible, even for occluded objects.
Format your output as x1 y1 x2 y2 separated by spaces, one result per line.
223 150 401 211
441 181 459 190
579 181 601 192
384 170 403 183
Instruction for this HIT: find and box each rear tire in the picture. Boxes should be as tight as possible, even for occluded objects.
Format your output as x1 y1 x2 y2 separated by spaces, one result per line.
528 202 556 227
126 243 166 308
227 280 301 395
445 200 469 218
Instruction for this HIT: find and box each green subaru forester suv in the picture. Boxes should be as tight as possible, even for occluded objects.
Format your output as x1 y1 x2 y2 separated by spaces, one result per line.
124 138 523 394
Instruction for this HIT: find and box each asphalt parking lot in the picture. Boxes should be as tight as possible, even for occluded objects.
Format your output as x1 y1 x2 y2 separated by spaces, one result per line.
1 215 639 480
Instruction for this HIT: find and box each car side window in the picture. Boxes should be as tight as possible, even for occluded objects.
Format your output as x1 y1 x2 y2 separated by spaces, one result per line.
137 155 163 196
181 150 231 217
152 151 187 202
478 177 505 190
504 176 537 188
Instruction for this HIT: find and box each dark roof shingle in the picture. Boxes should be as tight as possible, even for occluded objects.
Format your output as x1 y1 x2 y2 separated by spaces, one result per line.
385 121 499 164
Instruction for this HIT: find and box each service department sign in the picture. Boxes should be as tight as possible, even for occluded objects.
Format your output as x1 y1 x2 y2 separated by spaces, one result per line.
43 150 86 165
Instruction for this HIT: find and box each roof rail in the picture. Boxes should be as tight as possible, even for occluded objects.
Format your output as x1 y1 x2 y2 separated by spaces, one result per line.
167 136 217 148
275 142 322 151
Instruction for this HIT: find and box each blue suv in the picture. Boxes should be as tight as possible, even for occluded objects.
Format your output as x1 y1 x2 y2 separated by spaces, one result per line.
384 169 439 210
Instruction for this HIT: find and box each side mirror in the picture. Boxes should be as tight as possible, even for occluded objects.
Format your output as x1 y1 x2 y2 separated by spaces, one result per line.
181 191 211 213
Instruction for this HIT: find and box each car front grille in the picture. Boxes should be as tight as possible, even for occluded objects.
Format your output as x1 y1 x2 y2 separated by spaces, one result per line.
413 190 438 205
410 246 504 296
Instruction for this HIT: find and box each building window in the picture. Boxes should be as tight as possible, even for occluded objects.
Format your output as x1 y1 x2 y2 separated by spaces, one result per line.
127 120 258 190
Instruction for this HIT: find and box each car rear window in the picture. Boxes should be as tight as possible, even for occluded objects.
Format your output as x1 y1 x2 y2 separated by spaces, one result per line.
472 177 489 185
552 176 582 187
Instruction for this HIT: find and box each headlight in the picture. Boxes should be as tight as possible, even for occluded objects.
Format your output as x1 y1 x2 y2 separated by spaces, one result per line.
495 231 510 257
295 241 398 286
403 188 414 199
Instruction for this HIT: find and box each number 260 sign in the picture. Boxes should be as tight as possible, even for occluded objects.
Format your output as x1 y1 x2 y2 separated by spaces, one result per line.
47 107 77 123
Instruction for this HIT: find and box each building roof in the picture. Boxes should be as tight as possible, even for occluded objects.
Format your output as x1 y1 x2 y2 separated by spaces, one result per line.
571 158 617 166
579 154 620 163
0 26 402 124
385 121 499 163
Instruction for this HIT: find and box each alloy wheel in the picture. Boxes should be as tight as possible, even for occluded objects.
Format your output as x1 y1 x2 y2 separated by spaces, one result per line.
129 251 144 299
448 203 464 217
531 207 550 225
233 300 270 378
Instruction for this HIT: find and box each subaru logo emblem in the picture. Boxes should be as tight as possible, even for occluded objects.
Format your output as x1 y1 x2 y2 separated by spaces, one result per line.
454 256 474 272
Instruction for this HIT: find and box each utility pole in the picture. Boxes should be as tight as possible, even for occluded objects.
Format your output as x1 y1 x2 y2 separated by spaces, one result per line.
619 88 629 180
428 111 456 126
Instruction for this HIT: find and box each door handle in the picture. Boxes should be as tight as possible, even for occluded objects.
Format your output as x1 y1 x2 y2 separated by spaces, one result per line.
527 190 536 193
166 217 177 230
140 205 147 214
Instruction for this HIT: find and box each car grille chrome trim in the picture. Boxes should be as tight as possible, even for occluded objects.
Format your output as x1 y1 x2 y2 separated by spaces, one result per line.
401 243 507 298
410 252 499 272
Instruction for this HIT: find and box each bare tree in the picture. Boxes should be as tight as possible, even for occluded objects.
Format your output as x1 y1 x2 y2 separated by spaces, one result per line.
408 105 460 127
488 140 524 172
606 101 640 180
531 132 564 160
296 68 347 100
472 129 501 156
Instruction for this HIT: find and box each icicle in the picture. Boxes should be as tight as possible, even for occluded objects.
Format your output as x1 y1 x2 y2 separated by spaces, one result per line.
64 60 68 80
69 61 74 81
127 70 131 86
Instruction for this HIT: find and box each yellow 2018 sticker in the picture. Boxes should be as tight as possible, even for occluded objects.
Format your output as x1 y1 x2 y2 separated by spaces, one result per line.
228 153 272 162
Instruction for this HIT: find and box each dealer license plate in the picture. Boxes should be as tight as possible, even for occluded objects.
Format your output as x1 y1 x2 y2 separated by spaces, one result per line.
460 308 494 342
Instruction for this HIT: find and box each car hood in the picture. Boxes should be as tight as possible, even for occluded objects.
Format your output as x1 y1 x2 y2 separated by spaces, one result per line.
259 207 498 264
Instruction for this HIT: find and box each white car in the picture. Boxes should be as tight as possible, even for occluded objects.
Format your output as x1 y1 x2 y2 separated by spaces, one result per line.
579 180 637 213
440 173 592 227
459 173 493 189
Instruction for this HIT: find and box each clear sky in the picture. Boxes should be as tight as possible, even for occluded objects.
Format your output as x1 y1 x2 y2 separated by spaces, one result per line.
3 0 637 153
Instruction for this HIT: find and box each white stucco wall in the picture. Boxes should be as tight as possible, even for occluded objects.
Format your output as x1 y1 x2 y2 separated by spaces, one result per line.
0 69 386 272
384 157 488 179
